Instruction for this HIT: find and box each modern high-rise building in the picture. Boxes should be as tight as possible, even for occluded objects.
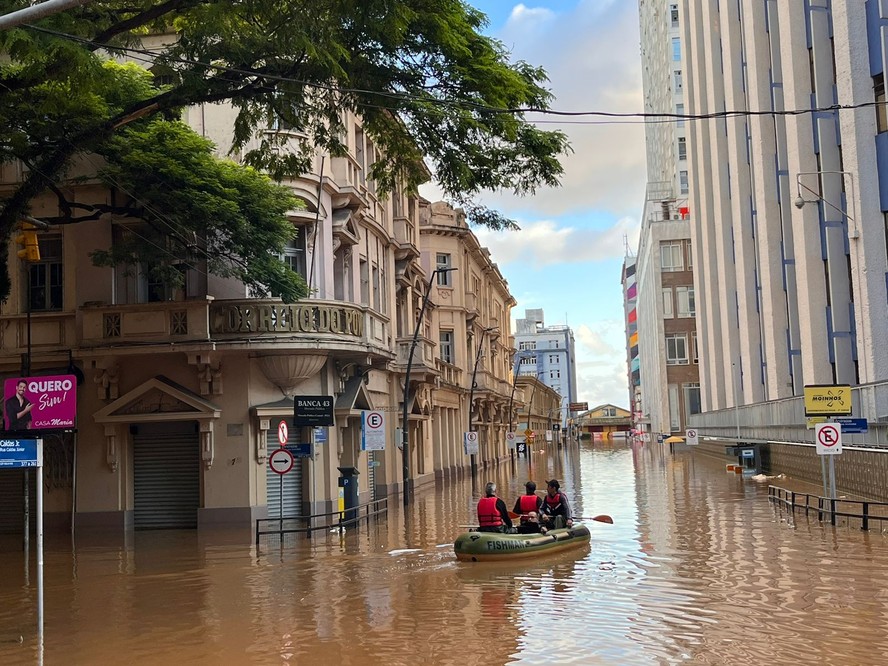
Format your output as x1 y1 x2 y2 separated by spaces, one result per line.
513 309 577 428
631 0 700 435
679 2 888 418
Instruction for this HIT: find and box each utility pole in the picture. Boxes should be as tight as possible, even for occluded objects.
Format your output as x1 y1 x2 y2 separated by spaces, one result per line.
0 0 92 30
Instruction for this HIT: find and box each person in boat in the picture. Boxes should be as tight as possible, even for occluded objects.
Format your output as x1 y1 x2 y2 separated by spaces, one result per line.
512 480 544 534
477 482 514 533
540 479 573 531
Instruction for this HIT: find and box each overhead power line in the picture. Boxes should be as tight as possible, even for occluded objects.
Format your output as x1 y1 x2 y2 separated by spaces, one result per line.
22 24 888 126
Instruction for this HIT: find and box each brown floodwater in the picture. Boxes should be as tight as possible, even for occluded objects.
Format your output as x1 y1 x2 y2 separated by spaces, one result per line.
2 442 888 665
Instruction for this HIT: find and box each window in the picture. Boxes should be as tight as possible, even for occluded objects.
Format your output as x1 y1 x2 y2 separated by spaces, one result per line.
672 37 681 62
674 69 683 92
666 333 689 365
676 103 685 128
668 384 681 430
550 370 561 379
519 356 536 366
27 235 62 312
875 74 888 134
282 227 307 279
518 341 536 351
439 331 454 364
436 253 452 286
549 355 559 364
676 286 695 317
678 136 687 161
683 383 702 418
661 242 684 271
687 242 693 269
670 4 679 27
679 170 689 194
604 406 616 417
662 287 674 318
359 259 369 305
692 332 699 364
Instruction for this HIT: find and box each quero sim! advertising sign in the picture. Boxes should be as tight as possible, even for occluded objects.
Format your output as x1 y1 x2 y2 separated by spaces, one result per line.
3 375 77 431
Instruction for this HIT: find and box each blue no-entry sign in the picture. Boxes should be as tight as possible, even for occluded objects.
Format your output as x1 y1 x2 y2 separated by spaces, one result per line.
0 438 41 467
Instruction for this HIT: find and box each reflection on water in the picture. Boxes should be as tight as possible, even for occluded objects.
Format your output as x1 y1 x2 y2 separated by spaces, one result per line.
3 444 888 664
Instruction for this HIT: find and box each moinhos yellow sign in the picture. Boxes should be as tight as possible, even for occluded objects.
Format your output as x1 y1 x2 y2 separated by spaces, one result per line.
804 385 852 416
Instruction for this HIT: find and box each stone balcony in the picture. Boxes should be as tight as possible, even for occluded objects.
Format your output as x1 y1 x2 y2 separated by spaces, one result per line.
0 298 395 363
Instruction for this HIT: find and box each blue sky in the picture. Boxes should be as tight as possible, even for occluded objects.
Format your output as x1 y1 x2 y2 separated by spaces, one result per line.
422 1 645 409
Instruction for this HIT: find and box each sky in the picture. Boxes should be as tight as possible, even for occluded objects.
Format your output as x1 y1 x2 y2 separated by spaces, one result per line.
420 1 646 410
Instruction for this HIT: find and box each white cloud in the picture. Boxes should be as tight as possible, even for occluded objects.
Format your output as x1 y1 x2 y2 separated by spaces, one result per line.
474 215 639 267
483 0 646 218
575 324 620 356
507 4 556 26
576 360 629 409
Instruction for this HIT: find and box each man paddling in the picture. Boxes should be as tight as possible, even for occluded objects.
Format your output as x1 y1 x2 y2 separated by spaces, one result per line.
540 479 573 530
477 482 514 533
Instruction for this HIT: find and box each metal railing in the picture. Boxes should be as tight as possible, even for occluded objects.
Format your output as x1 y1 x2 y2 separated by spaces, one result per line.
255 497 388 546
768 485 888 530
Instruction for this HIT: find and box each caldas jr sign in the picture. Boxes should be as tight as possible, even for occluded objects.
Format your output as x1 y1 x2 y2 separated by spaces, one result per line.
3 375 77 431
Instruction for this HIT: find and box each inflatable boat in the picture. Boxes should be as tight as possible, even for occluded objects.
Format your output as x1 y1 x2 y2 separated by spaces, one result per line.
453 523 591 562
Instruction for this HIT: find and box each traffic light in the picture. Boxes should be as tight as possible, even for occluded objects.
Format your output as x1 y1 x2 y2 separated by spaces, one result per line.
15 222 40 262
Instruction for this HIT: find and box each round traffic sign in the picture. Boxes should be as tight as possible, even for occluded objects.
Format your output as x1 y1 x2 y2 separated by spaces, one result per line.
365 411 383 429
687 428 697 438
269 447 294 475
277 420 289 446
465 431 478 443
817 424 840 447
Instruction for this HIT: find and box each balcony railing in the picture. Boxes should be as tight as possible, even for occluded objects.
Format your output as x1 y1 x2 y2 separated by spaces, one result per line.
435 358 462 387
393 336 436 370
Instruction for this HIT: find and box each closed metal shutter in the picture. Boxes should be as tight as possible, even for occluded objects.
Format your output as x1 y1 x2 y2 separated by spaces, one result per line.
133 423 200 530
265 427 303 519
0 469 35 534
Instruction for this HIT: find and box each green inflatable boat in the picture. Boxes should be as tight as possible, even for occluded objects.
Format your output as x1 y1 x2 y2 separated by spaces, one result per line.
454 523 591 562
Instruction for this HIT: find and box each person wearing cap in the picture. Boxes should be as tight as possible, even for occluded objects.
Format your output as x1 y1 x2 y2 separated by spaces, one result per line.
540 479 573 530
476 482 514 533
512 480 544 534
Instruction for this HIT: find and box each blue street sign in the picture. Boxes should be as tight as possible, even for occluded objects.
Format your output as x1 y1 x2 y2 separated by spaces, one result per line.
291 443 313 458
0 439 41 468
835 418 868 434
313 427 328 445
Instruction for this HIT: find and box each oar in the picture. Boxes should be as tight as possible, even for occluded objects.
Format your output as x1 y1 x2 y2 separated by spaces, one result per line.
508 510 614 524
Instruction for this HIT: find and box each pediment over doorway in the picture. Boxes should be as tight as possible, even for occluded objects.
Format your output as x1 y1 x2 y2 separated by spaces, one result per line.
93 375 222 424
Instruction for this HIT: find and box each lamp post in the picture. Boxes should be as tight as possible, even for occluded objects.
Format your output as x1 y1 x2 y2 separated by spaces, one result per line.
467 325 498 476
794 170 867 383
401 266 456 507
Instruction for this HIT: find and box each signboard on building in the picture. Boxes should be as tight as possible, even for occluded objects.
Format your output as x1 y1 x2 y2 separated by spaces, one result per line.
361 411 386 451
294 395 334 426
804 385 851 416
464 431 479 455
569 402 589 412
3 375 77 432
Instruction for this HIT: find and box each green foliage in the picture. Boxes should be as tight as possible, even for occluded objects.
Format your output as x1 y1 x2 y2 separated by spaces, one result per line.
0 0 569 301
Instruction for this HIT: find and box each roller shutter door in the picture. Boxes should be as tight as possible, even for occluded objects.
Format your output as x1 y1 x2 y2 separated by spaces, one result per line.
265 427 303 519
0 469 35 534
134 424 200 530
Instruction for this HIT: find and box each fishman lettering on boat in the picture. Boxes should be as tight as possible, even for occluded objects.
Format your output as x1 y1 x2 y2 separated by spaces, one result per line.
486 540 530 551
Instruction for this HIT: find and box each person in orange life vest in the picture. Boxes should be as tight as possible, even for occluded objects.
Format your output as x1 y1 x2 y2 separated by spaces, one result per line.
477 482 514 533
512 480 544 534
540 479 573 530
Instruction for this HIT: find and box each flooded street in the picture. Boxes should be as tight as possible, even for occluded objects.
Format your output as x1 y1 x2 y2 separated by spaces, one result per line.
3 443 888 665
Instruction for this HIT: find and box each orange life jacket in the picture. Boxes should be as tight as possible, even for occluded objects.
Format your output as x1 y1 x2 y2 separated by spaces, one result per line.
518 494 539 514
478 496 503 527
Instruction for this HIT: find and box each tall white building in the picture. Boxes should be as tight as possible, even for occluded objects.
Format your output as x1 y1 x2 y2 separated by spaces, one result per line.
513 309 578 428
680 1 888 413
632 0 700 435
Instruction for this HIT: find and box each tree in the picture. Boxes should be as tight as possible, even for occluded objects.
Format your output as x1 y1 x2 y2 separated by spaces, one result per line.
0 0 569 301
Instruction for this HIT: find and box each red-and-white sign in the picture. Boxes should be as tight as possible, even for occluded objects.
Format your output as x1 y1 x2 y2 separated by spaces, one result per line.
269 447 294 475
815 423 842 455
277 420 289 446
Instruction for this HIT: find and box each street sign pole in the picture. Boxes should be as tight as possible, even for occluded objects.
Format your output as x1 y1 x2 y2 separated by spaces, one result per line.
828 455 837 499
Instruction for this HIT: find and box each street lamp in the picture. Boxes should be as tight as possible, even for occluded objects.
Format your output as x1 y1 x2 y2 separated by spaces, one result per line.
467 325 498 476
401 266 457 507
794 170 868 383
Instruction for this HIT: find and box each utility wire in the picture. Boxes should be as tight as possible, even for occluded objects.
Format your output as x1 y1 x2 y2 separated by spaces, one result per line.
21 24 888 125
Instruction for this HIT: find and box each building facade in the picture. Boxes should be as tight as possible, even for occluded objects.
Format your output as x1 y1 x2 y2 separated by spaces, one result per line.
679 1 888 418
0 107 519 531
513 309 577 428
633 0 700 435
